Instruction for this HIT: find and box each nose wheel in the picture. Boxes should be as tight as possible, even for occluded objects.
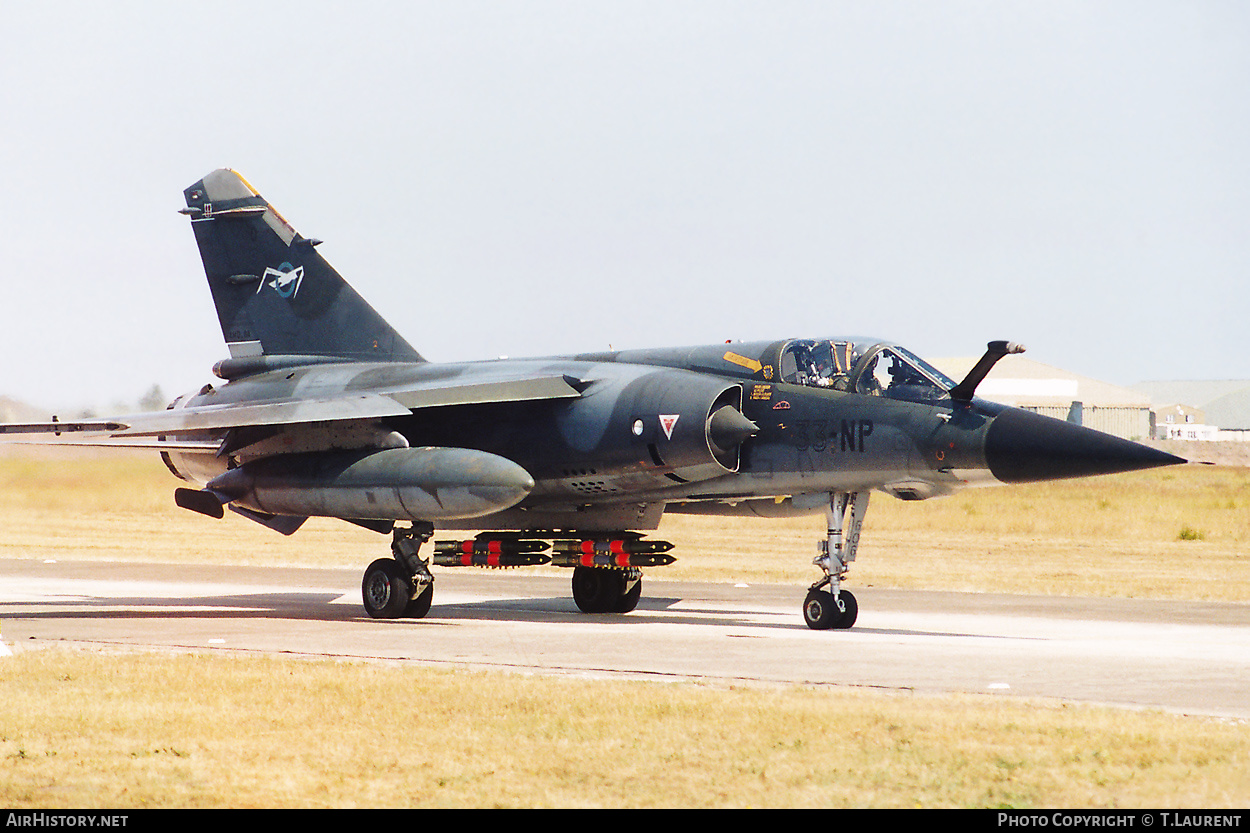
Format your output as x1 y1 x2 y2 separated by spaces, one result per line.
803 586 857 630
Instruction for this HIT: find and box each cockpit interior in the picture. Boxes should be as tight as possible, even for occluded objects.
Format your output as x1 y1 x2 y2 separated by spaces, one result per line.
778 340 957 403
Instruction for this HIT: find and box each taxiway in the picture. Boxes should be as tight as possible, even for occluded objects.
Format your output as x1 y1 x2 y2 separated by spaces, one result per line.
1 558 1246 718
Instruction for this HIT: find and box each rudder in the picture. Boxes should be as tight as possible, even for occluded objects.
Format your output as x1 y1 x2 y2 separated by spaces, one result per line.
182 169 423 363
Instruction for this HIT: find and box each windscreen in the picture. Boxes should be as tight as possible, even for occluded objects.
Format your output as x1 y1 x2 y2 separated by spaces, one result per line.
853 345 955 402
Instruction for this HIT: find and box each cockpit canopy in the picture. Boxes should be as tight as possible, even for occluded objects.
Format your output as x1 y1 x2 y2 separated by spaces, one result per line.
779 339 957 403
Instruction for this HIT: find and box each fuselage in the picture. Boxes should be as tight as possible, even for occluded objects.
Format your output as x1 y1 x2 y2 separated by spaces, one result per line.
160 335 1175 533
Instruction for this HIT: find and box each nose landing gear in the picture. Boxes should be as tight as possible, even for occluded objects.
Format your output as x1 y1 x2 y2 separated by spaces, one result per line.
804 491 869 630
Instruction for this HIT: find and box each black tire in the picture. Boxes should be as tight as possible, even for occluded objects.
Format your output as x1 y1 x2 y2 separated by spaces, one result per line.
803 588 839 630
404 582 434 619
833 589 858 629
613 576 642 613
362 558 410 620
572 566 624 613
803 588 858 630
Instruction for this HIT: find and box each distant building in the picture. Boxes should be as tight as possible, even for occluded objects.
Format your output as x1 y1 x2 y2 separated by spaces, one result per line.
1154 403 1204 426
922 360 1250 443
1158 422 1221 441
1132 381 1250 436
931 356 1155 440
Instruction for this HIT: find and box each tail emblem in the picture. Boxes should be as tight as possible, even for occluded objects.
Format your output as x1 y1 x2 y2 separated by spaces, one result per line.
259 263 305 299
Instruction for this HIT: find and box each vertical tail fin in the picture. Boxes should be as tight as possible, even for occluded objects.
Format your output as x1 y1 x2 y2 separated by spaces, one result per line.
182 169 423 363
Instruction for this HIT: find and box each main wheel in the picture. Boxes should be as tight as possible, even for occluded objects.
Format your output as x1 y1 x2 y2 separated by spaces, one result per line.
404 582 434 618
362 558 410 620
572 566 625 613
803 588 858 630
613 576 643 613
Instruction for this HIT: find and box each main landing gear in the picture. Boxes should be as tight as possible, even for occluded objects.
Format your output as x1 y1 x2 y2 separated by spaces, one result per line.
571 566 643 613
360 526 669 619
362 523 435 620
803 491 869 630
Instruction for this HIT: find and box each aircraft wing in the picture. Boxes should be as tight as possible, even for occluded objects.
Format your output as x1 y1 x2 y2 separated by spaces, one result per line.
0 429 222 451
385 375 582 410
0 373 583 443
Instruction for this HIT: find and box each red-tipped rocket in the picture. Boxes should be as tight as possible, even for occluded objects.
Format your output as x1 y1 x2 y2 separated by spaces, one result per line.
432 552 552 568
432 537 551 567
550 551 677 568
434 538 550 556
550 538 674 555
549 537 675 567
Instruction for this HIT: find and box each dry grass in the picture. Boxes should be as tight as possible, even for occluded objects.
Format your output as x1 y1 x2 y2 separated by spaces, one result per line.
1 649 1246 808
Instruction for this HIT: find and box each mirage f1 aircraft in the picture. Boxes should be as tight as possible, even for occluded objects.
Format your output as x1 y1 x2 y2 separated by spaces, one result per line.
2 169 1186 629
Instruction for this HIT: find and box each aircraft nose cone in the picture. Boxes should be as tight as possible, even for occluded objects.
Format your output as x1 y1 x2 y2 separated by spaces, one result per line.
985 407 1186 483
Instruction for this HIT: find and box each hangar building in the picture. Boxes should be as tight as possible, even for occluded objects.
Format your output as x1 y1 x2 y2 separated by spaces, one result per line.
1131 380 1250 439
931 355 1154 441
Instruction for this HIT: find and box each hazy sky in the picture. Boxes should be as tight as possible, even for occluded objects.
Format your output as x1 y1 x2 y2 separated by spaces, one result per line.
2 2 1246 411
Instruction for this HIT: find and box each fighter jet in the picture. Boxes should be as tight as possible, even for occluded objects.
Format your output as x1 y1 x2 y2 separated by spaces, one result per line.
0 169 1186 629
